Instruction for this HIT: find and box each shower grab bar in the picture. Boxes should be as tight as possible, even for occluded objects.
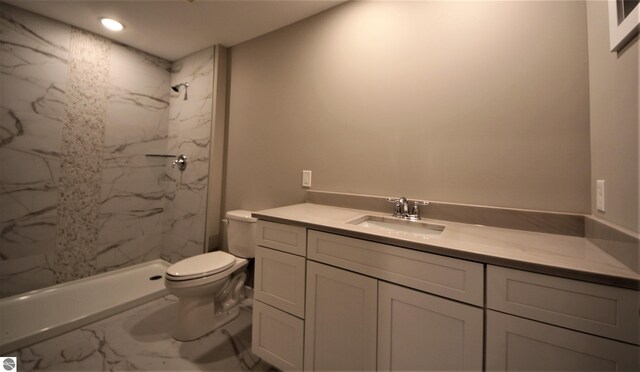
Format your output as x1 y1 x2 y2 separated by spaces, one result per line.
145 154 177 157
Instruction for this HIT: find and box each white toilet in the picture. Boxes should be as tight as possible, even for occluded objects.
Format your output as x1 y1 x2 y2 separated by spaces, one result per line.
164 210 257 341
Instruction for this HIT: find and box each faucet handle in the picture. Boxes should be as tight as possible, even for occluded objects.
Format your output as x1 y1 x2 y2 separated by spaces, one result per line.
386 196 407 202
172 154 187 171
386 197 403 217
411 200 430 217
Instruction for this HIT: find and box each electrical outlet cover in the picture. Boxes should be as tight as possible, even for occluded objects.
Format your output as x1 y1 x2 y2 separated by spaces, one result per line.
596 180 605 212
302 170 312 188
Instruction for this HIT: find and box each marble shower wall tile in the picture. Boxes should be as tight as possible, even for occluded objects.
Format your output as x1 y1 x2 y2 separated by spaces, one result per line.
161 47 213 263
0 185 57 258
1 2 215 296
0 253 55 298
0 4 69 295
96 43 171 272
103 44 170 156
0 3 174 297
0 4 68 186
96 173 165 271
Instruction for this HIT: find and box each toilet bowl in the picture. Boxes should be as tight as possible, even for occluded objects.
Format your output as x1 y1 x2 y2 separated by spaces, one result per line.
164 210 257 341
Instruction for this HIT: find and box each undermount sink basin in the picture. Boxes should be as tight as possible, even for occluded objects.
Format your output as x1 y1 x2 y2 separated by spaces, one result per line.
347 215 445 237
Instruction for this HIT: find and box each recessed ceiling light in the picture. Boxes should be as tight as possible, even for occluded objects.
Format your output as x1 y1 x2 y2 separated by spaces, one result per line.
100 18 124 31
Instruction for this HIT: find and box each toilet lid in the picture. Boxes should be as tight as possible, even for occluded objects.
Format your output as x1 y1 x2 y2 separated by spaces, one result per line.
166 251 235 280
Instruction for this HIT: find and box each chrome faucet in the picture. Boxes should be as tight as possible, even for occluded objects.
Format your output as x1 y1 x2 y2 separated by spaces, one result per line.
386 197 430 220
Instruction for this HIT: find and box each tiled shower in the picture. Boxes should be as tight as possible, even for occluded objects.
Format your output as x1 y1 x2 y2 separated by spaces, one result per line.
0 4 217 298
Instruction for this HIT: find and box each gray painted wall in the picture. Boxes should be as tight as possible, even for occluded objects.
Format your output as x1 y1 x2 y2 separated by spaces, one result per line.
586 1 639 233
225 1 591 214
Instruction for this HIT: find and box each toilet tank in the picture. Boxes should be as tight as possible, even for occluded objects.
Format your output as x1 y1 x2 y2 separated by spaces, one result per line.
226 210 257 258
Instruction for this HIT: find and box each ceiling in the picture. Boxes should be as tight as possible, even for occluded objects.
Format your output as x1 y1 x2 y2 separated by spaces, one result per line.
7 0 346 61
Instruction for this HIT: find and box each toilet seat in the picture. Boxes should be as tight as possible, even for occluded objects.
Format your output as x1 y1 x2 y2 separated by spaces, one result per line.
166 251 235 281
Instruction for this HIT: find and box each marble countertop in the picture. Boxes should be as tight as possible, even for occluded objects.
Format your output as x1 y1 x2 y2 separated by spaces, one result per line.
253 203 640 290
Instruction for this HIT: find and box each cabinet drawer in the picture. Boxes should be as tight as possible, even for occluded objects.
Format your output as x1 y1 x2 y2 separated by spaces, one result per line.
487 265 640 345
254 246 306 318
252 300 304 371
486 310 639 371
257 220 306 256
307 230 484 306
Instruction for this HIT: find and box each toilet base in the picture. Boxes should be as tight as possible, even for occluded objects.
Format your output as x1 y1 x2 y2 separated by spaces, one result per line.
173 299 242 341
212 306 241 332
170 269 248 342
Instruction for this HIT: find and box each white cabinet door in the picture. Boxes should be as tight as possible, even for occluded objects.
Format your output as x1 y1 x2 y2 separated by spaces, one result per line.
304 261 378 371
252 300 304 371
378 281 484 371
254 246 306 318
486 310 640 371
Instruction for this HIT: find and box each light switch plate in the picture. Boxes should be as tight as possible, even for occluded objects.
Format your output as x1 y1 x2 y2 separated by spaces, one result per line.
302 170 312 188
596 180 605 212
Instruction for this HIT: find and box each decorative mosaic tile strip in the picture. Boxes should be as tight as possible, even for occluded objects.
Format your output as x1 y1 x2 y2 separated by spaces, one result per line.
54 29 111 283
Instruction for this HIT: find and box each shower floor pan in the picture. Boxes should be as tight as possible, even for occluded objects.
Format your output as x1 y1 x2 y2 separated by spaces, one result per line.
0 259 170 354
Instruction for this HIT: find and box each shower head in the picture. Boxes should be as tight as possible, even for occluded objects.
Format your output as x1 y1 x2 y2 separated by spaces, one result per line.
171 82 189 100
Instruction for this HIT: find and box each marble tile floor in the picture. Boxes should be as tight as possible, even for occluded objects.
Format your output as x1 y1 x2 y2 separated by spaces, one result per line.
12 296 277 371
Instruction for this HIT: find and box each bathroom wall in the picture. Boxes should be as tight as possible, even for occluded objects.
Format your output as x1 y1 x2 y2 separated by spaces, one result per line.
161 47 215 263
96 44 171 273
0 3 69 295
225 0 591 214
586 1 639 233
0 4 172 297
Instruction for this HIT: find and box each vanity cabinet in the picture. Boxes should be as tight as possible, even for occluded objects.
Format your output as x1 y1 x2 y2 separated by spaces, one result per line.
305 229 485 370
305 230 484 370
253 220 486 371
252 217 639 371
304 258 483 371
